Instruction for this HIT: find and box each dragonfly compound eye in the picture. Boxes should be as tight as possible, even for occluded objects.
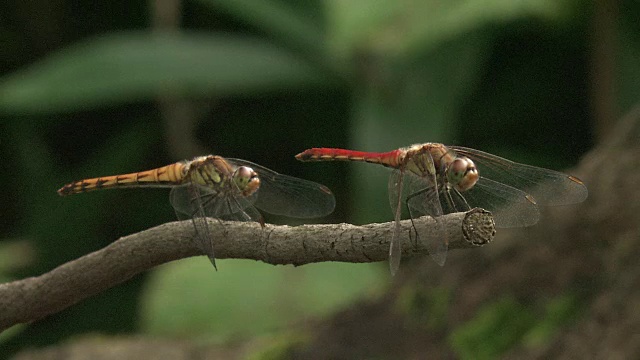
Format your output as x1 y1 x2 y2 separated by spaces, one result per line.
234 166 260 196
449 157 479 192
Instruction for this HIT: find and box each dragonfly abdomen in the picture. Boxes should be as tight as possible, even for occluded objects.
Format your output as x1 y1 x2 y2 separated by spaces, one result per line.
57 163 186 196
295 148 402 168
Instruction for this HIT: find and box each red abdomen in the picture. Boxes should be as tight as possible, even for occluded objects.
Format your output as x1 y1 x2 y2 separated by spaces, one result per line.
295 148 401 168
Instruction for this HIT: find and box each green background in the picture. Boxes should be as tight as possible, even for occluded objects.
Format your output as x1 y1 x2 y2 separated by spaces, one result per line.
0 0 635 358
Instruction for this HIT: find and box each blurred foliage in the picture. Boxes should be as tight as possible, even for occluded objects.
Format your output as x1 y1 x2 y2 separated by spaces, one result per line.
244 332 310 360
140 259 383 339
0 32 331 114
449 291 587 359
0 0 636 357
522 292 586 347
394 283 452 330
449 295 537 359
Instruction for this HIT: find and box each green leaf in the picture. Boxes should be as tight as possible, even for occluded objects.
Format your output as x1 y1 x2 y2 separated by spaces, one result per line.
0 31 327 114
449 296 536 360
327 0 574 58
348 31 491 223
140 259 383 338
522 292 586 347
196 0 326 55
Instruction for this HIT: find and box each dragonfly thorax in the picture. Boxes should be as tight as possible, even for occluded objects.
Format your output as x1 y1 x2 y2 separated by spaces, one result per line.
446 157 478 192
232 166 260 196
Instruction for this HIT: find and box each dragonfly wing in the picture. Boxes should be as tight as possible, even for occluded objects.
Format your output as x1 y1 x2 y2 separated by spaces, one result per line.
170 184 218 269
171 182 257 218
227 159 336 218
169 183 261 269
404 172 448 266
388 170 404 275
460 177 540 227
204 192 262 223
170 184 199 220
449 146 588 206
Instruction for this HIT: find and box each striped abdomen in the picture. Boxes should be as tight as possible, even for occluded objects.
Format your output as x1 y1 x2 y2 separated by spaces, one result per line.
57 162 186 196
295 148 402 168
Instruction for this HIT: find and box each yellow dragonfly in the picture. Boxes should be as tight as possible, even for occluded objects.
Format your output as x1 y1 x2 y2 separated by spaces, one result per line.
58 155 336 268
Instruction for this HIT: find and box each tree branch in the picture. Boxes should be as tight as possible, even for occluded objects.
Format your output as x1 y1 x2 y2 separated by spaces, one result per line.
0 208 494 332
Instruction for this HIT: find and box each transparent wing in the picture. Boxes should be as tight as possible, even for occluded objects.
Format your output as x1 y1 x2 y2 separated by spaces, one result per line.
403 171 448 267
455 177 540 228
202 192 261 223
227 159 336 218
449 146 588 206
169 183 261 269
170 184 218 269
170 183 257 218
387 170 404 275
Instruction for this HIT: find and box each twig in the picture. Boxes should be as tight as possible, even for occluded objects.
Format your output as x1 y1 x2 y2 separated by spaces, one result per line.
0 208 494 332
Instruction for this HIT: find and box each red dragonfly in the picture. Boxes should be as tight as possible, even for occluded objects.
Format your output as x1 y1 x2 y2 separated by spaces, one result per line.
296 143 587 274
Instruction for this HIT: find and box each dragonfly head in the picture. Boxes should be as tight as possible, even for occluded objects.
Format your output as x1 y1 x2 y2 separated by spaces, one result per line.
447 157 479 192
233 166 260 196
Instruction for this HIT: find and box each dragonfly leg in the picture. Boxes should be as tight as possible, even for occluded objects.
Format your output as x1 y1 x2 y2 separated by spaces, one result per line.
445 187 473 213
406 186 439 241
405 185 448 266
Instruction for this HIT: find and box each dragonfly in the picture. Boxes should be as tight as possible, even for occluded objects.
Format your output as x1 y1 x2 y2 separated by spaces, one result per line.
296 143 587 274
58 155 336 269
